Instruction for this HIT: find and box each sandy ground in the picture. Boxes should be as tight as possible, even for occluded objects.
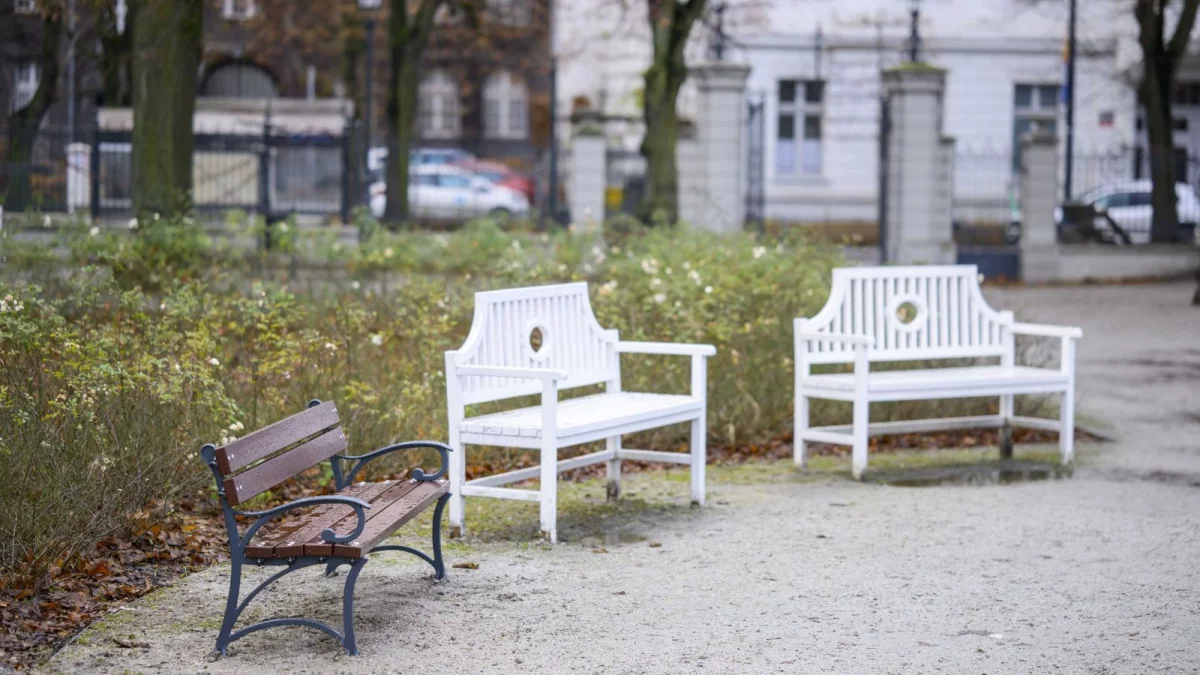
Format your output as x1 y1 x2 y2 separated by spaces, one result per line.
46 282 1200 675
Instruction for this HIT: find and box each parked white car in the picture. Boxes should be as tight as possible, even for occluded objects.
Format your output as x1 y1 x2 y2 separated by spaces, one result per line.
370 165 530 220
1054 180 1200 244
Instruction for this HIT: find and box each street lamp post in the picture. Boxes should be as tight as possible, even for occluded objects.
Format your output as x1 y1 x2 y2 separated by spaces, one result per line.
359 0 382 208
907 0 921 63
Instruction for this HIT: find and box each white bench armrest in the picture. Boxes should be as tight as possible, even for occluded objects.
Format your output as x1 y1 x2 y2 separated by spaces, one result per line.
1011 322 1083 339
615 341 717 357
455 365 568 381
795 331 875 347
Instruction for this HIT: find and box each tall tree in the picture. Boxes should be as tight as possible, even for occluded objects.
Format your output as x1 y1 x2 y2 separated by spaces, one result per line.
640 0 707 223
130 0 203 217
382 0 449 223
1135 0 1200 242
4 3 63 211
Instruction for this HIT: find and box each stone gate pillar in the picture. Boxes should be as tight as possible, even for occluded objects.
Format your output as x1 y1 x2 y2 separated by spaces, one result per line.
683 61 751 233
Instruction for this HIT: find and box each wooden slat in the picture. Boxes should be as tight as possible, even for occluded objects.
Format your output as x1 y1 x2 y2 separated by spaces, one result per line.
245 482 391 558
303 480 423 556
216 401 340 474
331 481 448 558
223 427 348 506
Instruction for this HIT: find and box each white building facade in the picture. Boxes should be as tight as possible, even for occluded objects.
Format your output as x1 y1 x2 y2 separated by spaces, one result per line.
553 0 1200 226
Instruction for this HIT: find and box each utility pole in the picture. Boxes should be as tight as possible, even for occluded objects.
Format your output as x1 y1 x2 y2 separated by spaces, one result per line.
907 0 921 63
1064 0 1077 202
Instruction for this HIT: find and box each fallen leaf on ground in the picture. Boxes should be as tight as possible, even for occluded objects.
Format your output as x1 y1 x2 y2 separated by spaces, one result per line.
452 562 479 570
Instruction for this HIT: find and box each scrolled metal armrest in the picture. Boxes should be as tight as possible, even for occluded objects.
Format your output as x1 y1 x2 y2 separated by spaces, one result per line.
332 440 453 487
236 496 372 550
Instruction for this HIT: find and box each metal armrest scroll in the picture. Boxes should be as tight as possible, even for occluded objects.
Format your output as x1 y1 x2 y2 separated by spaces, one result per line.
332 440 453 488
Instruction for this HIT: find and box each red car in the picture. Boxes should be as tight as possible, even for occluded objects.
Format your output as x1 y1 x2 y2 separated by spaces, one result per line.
453 159 536 203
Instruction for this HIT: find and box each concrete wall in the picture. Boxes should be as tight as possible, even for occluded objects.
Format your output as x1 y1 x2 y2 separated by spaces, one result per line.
1057 246 1200 282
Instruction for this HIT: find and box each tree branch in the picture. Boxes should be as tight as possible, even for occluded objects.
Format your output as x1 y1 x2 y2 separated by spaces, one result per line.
1168 0 1200 67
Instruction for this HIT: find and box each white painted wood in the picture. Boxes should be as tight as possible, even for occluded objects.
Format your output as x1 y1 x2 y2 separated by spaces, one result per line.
814 415 1006 435
445 282 715 541
460 485 541 501
466 449 615 487
616 449 693 464
795 264 1082 478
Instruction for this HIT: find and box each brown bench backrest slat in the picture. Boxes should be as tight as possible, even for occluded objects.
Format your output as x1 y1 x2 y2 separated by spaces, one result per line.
222 426 348 506
215 401 340 475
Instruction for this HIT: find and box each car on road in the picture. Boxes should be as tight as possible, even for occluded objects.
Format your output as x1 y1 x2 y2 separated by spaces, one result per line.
370 164 529 221
450 158 536 202
1055 180 1200 244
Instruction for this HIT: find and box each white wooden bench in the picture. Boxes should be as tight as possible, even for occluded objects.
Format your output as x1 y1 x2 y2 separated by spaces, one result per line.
794 264 1082 479
444 282 716 543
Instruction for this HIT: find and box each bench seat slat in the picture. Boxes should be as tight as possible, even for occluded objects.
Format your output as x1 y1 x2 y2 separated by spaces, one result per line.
331 481 448 558
460 391 702 440
222 427 348 506
216 401 339 474
302 479 424 556
245 481 392 558
801 365 1068 396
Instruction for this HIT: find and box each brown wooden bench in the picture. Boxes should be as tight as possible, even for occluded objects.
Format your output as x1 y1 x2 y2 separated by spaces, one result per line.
200 399 451 657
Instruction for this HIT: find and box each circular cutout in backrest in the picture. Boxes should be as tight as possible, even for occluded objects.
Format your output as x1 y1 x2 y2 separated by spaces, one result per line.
885 295 929 334
523 319 553 362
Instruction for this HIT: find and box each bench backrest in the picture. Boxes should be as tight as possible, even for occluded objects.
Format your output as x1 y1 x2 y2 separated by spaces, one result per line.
798 264 1013 365
213 400 347 506
447 282 618 405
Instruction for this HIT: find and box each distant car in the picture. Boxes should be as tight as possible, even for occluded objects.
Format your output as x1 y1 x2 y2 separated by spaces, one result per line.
451 158 536 203
367 147 476 176
1054 180 1200 244
370 164 529 221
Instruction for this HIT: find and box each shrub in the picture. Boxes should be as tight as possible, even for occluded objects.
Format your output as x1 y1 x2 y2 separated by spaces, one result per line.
0 217 852 581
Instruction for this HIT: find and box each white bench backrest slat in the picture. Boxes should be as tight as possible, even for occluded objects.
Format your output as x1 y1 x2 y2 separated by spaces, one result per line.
800 265 1011 364
450 282 617 405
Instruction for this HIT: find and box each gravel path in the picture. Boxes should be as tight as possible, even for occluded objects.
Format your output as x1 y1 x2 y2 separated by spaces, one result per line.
47 282 1200 675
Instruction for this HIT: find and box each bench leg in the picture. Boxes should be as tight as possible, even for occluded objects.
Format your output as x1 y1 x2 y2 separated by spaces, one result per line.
539 440 558 543
794 394 809 468
999 394 1014 459
213 558 243 657
448 434 466 538
690 416 706 505
1059 388 1075 464
851 396 869 480
431 493 448 580
606 436 621 501
341 557 369 656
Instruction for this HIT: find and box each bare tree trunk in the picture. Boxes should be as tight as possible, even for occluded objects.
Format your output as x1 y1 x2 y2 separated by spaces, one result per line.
131 0 203 217
342 10 365 211
639 0 706 224
3 13 62 211
382 0 444 226
1135 0 1200 243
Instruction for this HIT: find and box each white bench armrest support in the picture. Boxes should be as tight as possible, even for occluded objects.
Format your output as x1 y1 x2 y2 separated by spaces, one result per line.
1011 322 1083 339
615 341 717 357
795 331 876 347
455 365 569 381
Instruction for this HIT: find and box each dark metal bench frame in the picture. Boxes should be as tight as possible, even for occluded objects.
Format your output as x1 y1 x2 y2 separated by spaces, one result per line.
201 400 452 657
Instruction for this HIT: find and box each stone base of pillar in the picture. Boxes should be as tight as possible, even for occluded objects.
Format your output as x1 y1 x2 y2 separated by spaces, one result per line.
892 242 957 266
1020 245 1062 283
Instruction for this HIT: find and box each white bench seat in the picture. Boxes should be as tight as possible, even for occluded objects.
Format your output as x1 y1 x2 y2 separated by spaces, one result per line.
801 366 1070 401
460 392 703 446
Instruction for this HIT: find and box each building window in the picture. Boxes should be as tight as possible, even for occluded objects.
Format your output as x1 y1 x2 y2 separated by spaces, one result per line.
418 70 461 139
12 62 39 112
200 62 277 98
14 0 37 14
1013 83 1059 172
486 0 530 26
483 70 528 139
1174 82 1200 106
221 0 256 20
776 79 823 176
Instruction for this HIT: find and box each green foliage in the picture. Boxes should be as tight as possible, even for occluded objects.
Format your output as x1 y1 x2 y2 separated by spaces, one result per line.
0 217 846 582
